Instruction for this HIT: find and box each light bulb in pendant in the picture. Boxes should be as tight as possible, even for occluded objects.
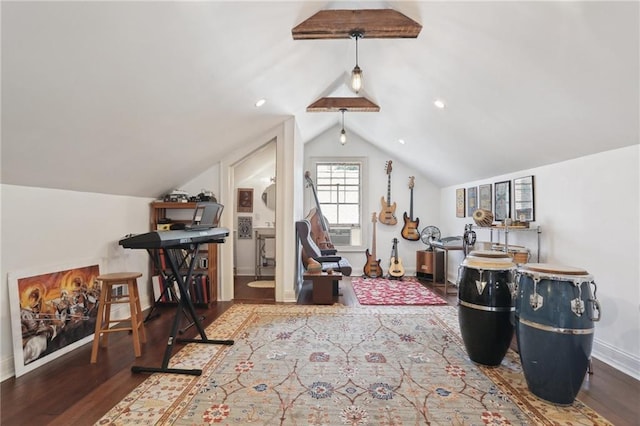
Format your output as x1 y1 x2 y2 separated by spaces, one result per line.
339 108 347 145
350 31 364 93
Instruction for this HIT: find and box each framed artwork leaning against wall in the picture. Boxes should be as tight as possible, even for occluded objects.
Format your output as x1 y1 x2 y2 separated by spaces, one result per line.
456 188 465 218
466 186 478 217
8 260 103 377
513 175 535 221
479 184 492 211
494 180 511 222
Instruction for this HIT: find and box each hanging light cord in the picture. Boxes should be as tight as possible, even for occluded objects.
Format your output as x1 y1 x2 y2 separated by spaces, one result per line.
350 31 364 93
355 34 359 67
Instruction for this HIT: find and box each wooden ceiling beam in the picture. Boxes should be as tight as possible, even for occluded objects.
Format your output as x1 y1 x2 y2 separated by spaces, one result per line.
292 9 422 40
306 97 380 112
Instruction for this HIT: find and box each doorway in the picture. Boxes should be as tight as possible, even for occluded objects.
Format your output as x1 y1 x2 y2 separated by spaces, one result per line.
232 140 276 302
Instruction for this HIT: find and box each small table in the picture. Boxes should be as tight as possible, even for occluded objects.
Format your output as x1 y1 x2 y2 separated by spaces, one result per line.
304 271 342 304
431 243 465 295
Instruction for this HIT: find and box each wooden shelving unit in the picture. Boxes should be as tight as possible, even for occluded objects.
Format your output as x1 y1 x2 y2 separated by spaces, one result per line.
149 202 218 306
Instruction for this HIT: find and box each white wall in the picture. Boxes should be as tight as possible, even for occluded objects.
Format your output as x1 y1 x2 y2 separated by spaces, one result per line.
0 185 152 380
304 125 442 275
179 163 220 202
439 145 640 379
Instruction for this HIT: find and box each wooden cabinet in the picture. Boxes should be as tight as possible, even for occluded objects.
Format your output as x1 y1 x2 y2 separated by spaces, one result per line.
150 202 218 306
416 250 444 282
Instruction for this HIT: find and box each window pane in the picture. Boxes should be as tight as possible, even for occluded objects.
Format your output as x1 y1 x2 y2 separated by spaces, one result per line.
315 161 361 246
338 205 360 224
320 204 337 223
343 190 359 204
316 189 332 204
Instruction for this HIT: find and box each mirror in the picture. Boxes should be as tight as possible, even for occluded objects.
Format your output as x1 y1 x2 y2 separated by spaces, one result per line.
513 176 535 222
261 183 276 211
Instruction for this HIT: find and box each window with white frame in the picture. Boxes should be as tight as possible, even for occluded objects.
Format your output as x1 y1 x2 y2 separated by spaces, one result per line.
314 161 363 247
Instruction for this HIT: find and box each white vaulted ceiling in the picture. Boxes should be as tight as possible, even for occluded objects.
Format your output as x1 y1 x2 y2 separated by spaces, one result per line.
2 1 638 197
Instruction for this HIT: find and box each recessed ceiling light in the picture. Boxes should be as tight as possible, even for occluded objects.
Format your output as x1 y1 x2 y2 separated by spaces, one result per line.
434 99 446 109
398 139 406 145
255 98 266 107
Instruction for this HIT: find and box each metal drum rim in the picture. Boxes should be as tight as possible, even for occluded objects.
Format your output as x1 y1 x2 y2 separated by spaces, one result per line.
462 262 517 271
518 265 593 282
463 250 516 270
519 262 590 276
516 317 594 334
467 249 512 259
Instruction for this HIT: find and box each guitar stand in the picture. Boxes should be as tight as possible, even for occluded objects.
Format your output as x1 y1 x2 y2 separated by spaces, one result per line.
132 243 234 376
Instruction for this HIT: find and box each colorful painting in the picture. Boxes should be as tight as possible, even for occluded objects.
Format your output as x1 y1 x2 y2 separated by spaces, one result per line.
9 261 102 377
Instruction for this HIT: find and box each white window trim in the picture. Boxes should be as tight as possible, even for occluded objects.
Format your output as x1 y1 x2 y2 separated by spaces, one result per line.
308 156 368 252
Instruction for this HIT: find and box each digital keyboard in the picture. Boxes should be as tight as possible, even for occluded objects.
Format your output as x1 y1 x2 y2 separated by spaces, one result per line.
119 227 230 249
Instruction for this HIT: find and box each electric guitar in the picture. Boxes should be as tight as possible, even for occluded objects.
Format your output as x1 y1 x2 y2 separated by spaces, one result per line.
401 176 420 241
388 237 405 279
378 161 397 225
363 213 383 278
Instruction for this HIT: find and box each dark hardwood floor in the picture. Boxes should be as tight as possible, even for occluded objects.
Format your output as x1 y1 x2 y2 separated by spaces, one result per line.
2 277 638 425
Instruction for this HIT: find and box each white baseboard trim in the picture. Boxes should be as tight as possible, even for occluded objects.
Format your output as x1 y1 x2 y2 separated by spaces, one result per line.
592 338 640 381
1 303 142 382
1 355 15 382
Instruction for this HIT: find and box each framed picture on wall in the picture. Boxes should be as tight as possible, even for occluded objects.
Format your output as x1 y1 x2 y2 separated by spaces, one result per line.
494 180 511 221
238 216 253 239
514 175 535 221
237 188 254 213
456 188 465 218
479 184 492 211
466 187 478 217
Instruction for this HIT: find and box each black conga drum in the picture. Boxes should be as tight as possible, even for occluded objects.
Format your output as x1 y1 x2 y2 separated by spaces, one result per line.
458 250 517 366
515 263 601 405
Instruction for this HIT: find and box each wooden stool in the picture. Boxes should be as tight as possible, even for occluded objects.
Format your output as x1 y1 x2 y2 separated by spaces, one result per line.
90 272 146 363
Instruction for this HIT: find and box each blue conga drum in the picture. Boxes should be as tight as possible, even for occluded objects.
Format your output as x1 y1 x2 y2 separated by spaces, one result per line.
458 250 517 366
515 263 601 405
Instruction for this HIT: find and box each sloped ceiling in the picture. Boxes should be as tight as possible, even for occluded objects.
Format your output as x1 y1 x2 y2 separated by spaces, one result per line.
1 1 638 197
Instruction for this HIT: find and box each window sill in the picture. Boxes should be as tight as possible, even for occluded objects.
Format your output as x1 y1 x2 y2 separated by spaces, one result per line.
333 245 366 253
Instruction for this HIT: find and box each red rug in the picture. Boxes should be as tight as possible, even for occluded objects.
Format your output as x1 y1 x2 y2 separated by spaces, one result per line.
351 276 448 305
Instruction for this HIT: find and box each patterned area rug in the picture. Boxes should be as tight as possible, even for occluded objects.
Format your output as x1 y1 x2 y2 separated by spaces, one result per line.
351 276 448 305
97 304 610 425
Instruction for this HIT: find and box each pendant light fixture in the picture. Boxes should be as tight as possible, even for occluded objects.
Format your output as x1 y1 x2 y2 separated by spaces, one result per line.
350 31 364 93
339 108 347 145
